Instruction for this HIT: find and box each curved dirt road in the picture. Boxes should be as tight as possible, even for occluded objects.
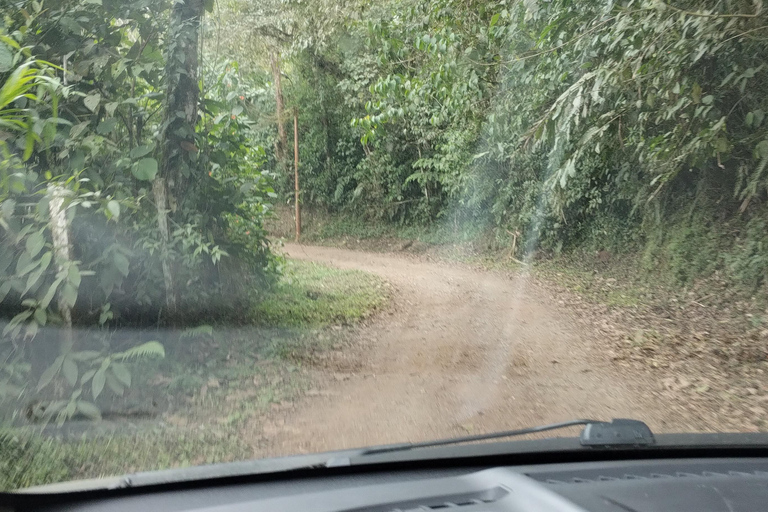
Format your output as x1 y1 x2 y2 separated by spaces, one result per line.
254 244 693 456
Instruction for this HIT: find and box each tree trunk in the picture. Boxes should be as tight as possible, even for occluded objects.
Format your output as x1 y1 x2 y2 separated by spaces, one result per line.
157 0 203 314
160 0 202 210
270 50 287 163
294 109 300 241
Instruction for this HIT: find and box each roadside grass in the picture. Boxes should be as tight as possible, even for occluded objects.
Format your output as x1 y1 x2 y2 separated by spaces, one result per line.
2 259 387 491
253 260 387 328
267 206 486 251
1 429 247 491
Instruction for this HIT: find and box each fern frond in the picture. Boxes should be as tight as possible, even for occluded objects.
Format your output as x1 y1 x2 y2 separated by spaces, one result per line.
179 325 213 339
114 341 165 360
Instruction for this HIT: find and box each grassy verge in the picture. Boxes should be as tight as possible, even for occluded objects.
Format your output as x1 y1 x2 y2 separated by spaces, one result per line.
1 429 247 491
2 259 386 491
253 260 387 328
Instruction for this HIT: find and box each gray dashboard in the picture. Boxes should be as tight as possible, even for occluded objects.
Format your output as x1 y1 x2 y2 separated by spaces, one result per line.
28 458 768 512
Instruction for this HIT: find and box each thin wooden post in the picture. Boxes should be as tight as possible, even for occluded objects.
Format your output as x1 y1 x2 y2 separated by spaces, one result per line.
293 108 301 242
47 184 74 350
270 51 287 162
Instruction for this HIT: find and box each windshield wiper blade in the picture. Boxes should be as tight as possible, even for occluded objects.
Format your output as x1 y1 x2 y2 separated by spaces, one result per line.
359 418 655 455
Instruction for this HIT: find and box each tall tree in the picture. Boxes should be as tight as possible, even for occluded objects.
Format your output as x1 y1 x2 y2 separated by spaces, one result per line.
160 0 204 209
156 0 205 311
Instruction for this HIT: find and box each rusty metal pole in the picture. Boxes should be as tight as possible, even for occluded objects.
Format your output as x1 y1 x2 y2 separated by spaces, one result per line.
294 108 301 242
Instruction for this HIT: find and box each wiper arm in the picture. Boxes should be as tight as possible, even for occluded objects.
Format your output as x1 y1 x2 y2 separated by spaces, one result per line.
359 418 655 455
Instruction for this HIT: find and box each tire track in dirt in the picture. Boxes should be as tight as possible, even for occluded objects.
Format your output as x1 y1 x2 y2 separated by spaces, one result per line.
247 244 700 456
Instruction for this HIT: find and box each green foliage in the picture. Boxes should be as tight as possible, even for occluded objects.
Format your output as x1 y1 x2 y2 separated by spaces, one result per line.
0 431 69 491
253 260 386 327
726 217 768 290
0 0 279 427
232 0 768 292
0 428 248 491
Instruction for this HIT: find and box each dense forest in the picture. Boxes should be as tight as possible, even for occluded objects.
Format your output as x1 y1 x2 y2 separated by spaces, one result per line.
257 0 768 289
1 0 767 423
222 0 768 287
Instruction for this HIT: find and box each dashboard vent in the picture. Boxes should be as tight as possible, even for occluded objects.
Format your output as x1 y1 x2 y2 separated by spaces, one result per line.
357 487 508 512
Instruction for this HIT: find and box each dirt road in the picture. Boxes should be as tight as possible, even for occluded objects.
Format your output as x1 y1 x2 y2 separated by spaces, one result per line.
254 244 697 456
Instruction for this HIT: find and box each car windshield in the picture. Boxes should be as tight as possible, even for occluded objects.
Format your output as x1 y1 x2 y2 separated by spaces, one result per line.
1 0 767 492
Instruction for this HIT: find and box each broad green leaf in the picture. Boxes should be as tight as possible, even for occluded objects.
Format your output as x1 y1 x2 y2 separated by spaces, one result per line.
113 252 130 276
3 309 32 336
1 198 15 219
0 42 13 73
68 264 81 287
754 110 765 127
40 277 63 309
75 401 102 420
754 140 768 160
96 118 118 134
714 137 729 153
33 307 46 326
132 158 158 181
69 151 85 171
92 368 106 399
60 282 78 309
37 355 63 390
80 369 97 384
106 200 120 219
61 357 78 387
490 13 500 29
72 350 102 362
702 95 714 105
23 253 49 295
69 121 89 139
129 144 153 159
1 284 14 304
110 362 131 387
105 372 124 396
83 92 101 112
691 83 701 104
26 230 45 258
99 307 113 325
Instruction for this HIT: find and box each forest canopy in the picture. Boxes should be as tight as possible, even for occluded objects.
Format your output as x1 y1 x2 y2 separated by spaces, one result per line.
224 0 768 289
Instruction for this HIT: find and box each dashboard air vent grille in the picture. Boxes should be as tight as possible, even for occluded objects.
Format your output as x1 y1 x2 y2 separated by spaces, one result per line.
358 487 508 512
534 469 768 485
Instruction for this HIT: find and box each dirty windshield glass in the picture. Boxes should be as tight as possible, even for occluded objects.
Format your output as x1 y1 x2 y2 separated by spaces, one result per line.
2 0 768 491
